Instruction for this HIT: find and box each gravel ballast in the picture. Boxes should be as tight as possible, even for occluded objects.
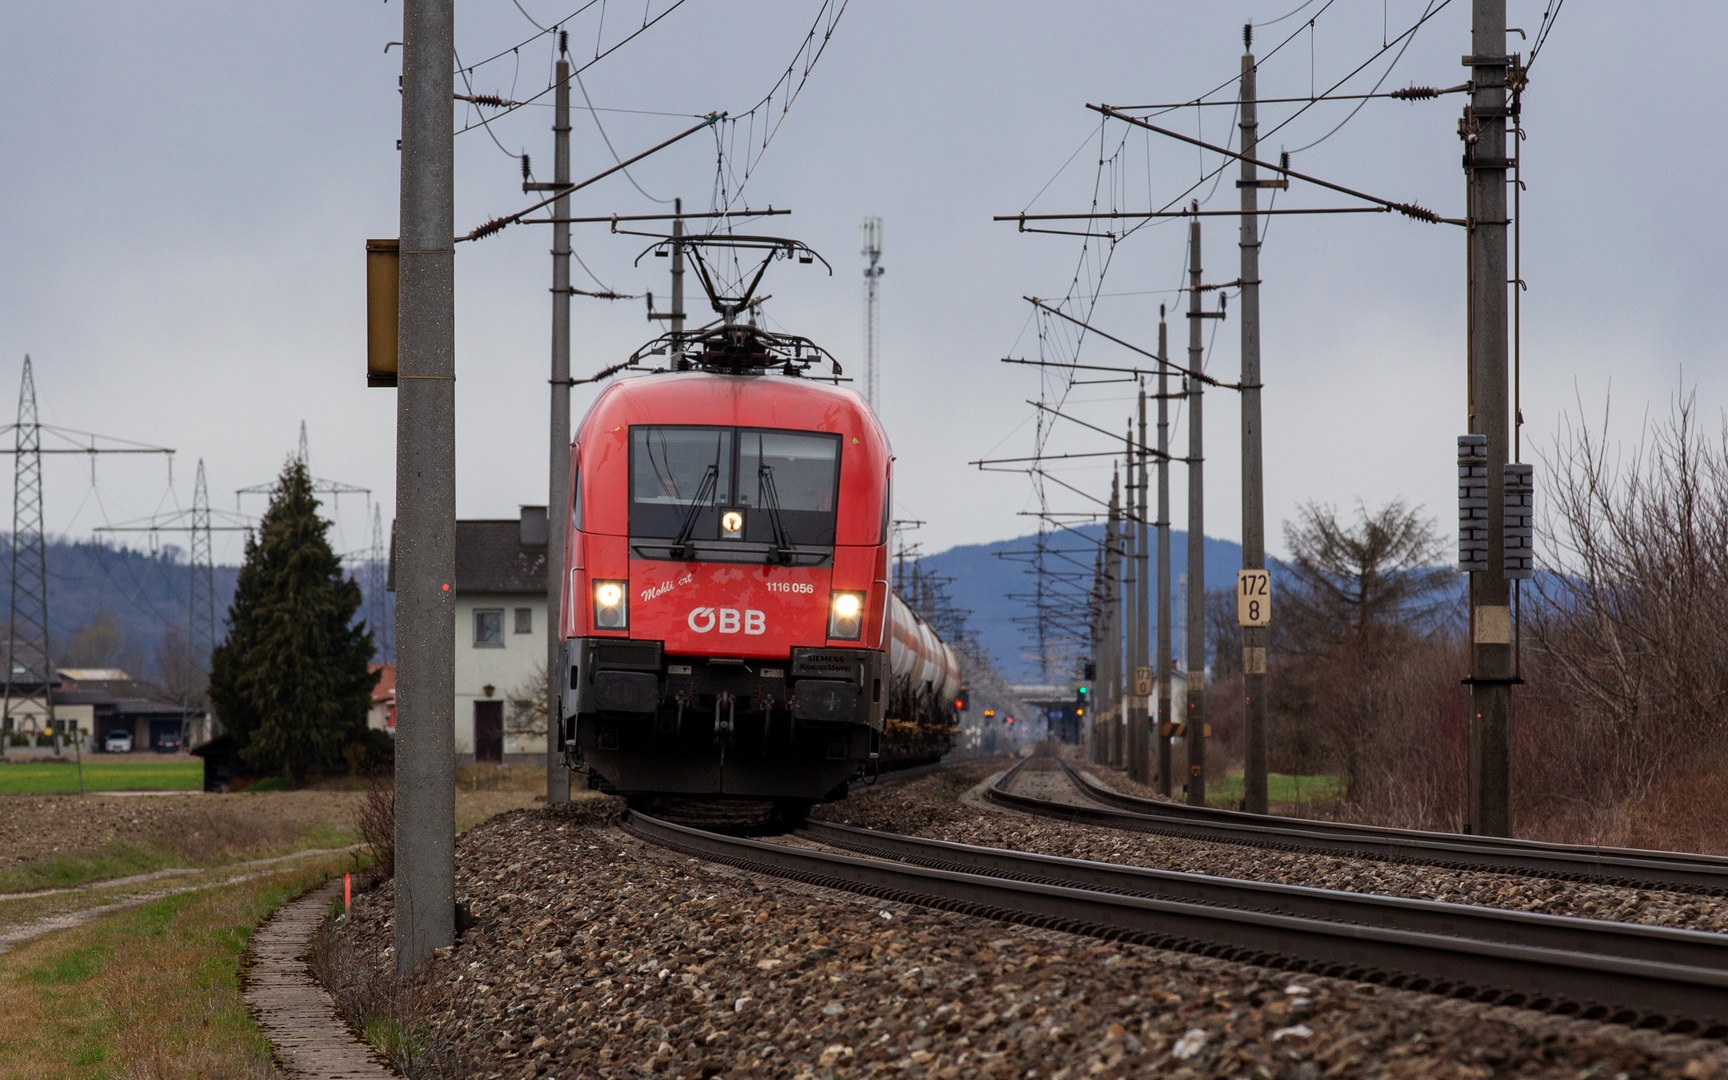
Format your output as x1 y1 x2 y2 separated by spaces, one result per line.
815 760 1728 936
326 790 1728 1079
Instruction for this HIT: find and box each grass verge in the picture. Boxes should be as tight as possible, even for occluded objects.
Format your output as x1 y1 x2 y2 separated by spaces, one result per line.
0 854 349 1079
0 760 203 794
1207 771 1344 809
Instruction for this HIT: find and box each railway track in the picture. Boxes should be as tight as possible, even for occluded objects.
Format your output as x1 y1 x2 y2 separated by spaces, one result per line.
987 757 1728 896
624 809 1728 1036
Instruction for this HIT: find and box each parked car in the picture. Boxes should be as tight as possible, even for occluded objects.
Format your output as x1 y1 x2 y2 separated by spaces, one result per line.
104 730 133 753
156 732 181 753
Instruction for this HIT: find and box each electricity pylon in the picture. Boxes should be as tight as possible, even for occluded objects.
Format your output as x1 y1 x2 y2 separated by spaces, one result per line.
369 503 391 662
187 461 216 732
3 358 51 748
93 458 252 742
2 357 175 754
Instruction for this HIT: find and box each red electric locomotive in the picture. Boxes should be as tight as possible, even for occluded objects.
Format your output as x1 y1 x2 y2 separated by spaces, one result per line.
555 235 950 815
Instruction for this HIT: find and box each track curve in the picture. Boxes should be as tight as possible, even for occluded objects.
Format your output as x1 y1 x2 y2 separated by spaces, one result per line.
623 808 1728 1037
986 757 1728 896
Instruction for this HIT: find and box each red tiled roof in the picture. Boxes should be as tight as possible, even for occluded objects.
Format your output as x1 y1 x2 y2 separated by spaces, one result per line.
369 663 396 702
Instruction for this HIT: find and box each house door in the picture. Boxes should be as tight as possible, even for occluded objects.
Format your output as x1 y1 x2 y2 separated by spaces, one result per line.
474 701 503 763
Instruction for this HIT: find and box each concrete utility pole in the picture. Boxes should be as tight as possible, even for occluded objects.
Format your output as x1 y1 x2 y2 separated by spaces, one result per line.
544 51 573 806
1238 29 1270 815
1184 214 1207 806
1121 421 1139 780
671 199 686 352
1132 395 1150 783
395 0 457 974
1465 0 1513 836
1155 314 1174 796
1103 472 1121 766
1088 543 1104 763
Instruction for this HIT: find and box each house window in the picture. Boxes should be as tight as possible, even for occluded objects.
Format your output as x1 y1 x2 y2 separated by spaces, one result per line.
474 609 505 647
514 607 533 634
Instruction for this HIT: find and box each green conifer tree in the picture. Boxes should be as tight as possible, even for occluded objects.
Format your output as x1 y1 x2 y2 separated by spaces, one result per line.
208 458 378 783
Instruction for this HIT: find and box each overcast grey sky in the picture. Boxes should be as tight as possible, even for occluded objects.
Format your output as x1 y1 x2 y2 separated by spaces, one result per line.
1 1 1722 565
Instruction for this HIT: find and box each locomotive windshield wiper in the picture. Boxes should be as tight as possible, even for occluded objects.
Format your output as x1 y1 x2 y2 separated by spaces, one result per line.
671 464 719 560
756 463 796 565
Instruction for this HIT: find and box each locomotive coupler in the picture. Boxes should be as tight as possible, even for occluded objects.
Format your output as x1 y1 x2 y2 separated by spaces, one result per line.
714 691 736 738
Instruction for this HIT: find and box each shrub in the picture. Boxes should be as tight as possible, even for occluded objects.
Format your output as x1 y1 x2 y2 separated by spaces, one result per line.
355 773 394 880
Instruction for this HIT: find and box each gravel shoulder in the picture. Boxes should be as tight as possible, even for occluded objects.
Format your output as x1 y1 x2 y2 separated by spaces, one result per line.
812 758 1728 937
324 787 1728 1079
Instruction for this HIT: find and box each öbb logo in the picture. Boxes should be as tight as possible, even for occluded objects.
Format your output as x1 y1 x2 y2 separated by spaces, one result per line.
687 607 766 635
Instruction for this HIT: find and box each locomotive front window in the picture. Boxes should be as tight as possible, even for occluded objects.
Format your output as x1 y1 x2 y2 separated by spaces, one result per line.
630 426 732 538
737 429 840 546
629 424 840 552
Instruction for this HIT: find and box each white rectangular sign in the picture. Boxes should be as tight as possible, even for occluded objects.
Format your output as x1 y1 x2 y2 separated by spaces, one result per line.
1237 569 1271 627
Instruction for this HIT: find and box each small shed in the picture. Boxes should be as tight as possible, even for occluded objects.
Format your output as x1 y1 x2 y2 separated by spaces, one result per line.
190 734 241 792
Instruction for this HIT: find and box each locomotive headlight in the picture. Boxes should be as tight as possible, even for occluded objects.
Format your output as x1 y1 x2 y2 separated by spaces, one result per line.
721 509 744 539
592 580 628 630
828 590 865 640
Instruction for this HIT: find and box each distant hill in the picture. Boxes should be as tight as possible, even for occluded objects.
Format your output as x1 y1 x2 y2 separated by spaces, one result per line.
915 524 1246 684
0 537 391 682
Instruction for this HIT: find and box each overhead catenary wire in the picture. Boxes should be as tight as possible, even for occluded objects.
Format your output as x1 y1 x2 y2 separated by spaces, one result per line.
1283 0 1441 155
1091 105 1456 225
574 68 673 204
992 6 1377 675
1086 0 1459 252
710 0 851 214
455 0 693 135
458 0 605 75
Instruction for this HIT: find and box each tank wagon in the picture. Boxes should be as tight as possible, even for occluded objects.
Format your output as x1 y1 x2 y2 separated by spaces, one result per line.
555 235 958 814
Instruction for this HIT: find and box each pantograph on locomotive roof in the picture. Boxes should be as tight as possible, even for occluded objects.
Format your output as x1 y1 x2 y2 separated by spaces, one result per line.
576 233 846 385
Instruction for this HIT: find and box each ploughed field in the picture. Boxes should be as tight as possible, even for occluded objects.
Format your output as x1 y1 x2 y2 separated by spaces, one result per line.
319 761 1728 1079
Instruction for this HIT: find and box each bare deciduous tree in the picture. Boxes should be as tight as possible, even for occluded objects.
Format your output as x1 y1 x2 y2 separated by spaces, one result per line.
1528 392 1728 824
506 659 549 740
1204 588 1241 680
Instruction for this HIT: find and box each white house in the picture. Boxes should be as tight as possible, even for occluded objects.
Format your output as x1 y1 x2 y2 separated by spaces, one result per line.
451 508 550 764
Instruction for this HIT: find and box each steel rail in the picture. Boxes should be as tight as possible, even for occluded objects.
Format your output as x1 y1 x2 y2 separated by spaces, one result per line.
797 818 1728 973
623 811 1728 1035
1008 759 1728 895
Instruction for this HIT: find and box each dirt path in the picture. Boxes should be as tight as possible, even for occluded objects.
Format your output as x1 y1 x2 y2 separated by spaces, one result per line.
0 845 359 904
0 846 362 957
243 879 396 1079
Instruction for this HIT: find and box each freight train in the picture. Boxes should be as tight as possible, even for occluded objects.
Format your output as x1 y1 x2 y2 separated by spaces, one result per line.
555 235 959 815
